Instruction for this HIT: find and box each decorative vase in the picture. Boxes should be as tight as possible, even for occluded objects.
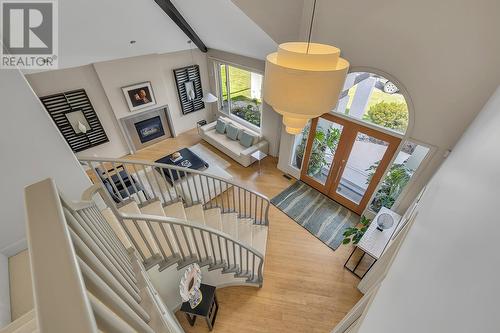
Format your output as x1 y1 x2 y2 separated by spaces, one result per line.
179 263 203 308
188 287 203 309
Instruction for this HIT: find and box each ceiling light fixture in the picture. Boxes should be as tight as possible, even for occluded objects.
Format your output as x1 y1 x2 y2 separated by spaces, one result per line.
263 0 350 134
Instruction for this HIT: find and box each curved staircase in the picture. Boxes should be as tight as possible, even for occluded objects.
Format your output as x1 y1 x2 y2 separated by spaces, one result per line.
4 157 271 333
79 157 271 289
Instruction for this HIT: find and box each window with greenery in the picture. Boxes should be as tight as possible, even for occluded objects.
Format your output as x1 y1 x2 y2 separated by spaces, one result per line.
369 141 430 212
334 72 409 134
217 63 263 128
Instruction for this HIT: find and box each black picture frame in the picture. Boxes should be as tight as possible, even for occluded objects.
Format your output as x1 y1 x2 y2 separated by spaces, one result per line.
40 89 109 153
173 65 205 115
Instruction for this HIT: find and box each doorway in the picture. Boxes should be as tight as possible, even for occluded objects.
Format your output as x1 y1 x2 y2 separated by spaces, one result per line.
300 113 400 214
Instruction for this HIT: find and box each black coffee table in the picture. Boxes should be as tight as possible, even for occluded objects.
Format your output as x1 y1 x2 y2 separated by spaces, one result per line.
180 284 219 331
155 148 208 184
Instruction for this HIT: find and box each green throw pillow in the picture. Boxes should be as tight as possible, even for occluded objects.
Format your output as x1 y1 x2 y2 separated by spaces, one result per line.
239 131 256 148
226 123 240 140
215 119 227 134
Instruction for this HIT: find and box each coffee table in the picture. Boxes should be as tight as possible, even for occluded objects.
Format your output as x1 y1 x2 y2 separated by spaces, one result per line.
155 148 209 184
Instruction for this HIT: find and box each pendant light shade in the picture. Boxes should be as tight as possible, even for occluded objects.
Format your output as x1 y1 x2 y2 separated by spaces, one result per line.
264 42 349 134
201 92 218 103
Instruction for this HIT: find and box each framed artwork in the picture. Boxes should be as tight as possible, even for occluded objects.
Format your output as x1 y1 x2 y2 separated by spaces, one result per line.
40 89 109 153
122 81 156 112
173 65 205 115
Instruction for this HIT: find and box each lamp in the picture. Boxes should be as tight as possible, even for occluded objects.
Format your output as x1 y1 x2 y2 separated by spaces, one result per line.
263 0 349 134
376 213 395 232
201 92 218 103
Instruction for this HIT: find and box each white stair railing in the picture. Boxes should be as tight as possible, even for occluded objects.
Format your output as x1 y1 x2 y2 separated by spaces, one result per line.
24 178 182 333
78 157 270 225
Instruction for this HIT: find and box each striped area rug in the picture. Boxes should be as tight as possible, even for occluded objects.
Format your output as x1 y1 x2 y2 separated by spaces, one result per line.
271 181 359 251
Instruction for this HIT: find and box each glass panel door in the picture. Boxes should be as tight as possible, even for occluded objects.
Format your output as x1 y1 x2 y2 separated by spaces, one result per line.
306 118 344 185
300 116 350 195
335 132 389 204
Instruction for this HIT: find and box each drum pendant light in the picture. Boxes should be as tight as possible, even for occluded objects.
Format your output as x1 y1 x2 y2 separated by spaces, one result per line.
263 0 350 134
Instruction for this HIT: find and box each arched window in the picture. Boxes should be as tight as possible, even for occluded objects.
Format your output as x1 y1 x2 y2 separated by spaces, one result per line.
332 72 409 134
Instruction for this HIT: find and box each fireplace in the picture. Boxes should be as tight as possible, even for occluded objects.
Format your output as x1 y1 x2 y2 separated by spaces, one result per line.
134 116 165 143
121 107 173 152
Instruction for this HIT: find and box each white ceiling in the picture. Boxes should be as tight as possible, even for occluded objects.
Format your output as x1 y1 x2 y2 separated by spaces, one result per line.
55 0 276 69
171 0 276 59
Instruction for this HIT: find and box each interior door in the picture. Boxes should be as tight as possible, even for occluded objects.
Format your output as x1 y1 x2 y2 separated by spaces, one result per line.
300 114 401 215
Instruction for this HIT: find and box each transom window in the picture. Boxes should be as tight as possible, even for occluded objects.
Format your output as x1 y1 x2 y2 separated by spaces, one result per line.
216 63 263 129
333 72 409 134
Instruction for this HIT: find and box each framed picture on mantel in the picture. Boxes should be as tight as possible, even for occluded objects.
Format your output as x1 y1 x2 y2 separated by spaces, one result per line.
122 81 156 112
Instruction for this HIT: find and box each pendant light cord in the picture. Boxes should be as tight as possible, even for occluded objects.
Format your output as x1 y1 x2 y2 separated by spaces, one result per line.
188 40 194 64
306 0 317 54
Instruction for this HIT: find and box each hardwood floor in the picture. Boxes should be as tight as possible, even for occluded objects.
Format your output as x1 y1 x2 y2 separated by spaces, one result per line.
123 129 363 333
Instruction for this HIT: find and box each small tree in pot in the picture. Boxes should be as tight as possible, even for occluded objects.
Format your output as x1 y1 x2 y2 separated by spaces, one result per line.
295 125 341 176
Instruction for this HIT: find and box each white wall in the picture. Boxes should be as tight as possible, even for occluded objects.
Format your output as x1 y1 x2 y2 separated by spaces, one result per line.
0 69 91 256
93 50 213 141
25 65 129 158
239 0 500 211
0 254 10 327
231 0 304 43
358 86 500 332
207 49 282 157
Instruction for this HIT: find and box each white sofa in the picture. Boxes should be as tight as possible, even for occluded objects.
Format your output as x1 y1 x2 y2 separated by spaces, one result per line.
199 117 269 167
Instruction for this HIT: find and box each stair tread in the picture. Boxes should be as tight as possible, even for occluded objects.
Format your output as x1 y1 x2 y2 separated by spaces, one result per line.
252 224 268 255
102 207 132 248
204 208 222 230
237 218 253 246
118 200 160 257
140 200 166 217
163 201 187 220
221 213 238 239
184 204 206 225
118 200 141 214
0 310 35 333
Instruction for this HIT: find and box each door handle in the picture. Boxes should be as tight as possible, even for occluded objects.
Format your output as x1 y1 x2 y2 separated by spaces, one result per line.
334 159 346 184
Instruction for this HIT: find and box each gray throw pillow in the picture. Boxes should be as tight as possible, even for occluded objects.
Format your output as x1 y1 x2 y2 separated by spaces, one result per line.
239 131 256 148
226 123 240 140
215 119 227 134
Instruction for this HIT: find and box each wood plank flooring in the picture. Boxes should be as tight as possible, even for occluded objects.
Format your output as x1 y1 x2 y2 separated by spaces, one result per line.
123 129 363 333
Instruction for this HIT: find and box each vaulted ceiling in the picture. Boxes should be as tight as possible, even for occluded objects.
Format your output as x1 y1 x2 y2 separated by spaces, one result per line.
56 0 277 69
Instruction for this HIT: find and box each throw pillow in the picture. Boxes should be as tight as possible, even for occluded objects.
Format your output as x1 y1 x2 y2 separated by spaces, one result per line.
215 119 227 134
239 131 256 148
226 123 240 140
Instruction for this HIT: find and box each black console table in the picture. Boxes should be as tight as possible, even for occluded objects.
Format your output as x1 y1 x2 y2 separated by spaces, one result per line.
180 284 219 331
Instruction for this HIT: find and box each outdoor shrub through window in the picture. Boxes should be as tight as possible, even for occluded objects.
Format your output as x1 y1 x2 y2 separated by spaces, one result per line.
218 63 263 128
369 141 430 212
333 72 409 134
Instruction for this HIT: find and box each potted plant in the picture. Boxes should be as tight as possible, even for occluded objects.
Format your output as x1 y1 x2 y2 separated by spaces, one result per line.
294 125 341 176
367 162 412 212
342 215 371 245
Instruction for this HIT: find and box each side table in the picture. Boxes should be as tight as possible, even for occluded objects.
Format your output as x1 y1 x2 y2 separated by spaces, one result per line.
180 284 219 331
251 150 267 175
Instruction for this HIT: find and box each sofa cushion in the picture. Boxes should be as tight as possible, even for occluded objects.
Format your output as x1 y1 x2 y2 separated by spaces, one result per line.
239 131 256 148
226 123 240 140
215 119 227 134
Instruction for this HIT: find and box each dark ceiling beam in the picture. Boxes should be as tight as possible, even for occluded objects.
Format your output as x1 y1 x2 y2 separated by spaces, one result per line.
154 0 208 53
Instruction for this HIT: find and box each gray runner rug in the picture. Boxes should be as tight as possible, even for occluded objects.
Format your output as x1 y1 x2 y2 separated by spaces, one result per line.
271 181 359 250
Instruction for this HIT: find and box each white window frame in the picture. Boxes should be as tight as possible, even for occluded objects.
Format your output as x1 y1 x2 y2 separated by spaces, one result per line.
215 62 263 133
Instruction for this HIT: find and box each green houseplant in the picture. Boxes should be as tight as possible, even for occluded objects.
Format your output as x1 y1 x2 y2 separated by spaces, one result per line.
294 125 341 175
367 162 412 212
342 215 371 245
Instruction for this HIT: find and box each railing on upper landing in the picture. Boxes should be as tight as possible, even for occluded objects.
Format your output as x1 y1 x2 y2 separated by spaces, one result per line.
78 157 270 226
